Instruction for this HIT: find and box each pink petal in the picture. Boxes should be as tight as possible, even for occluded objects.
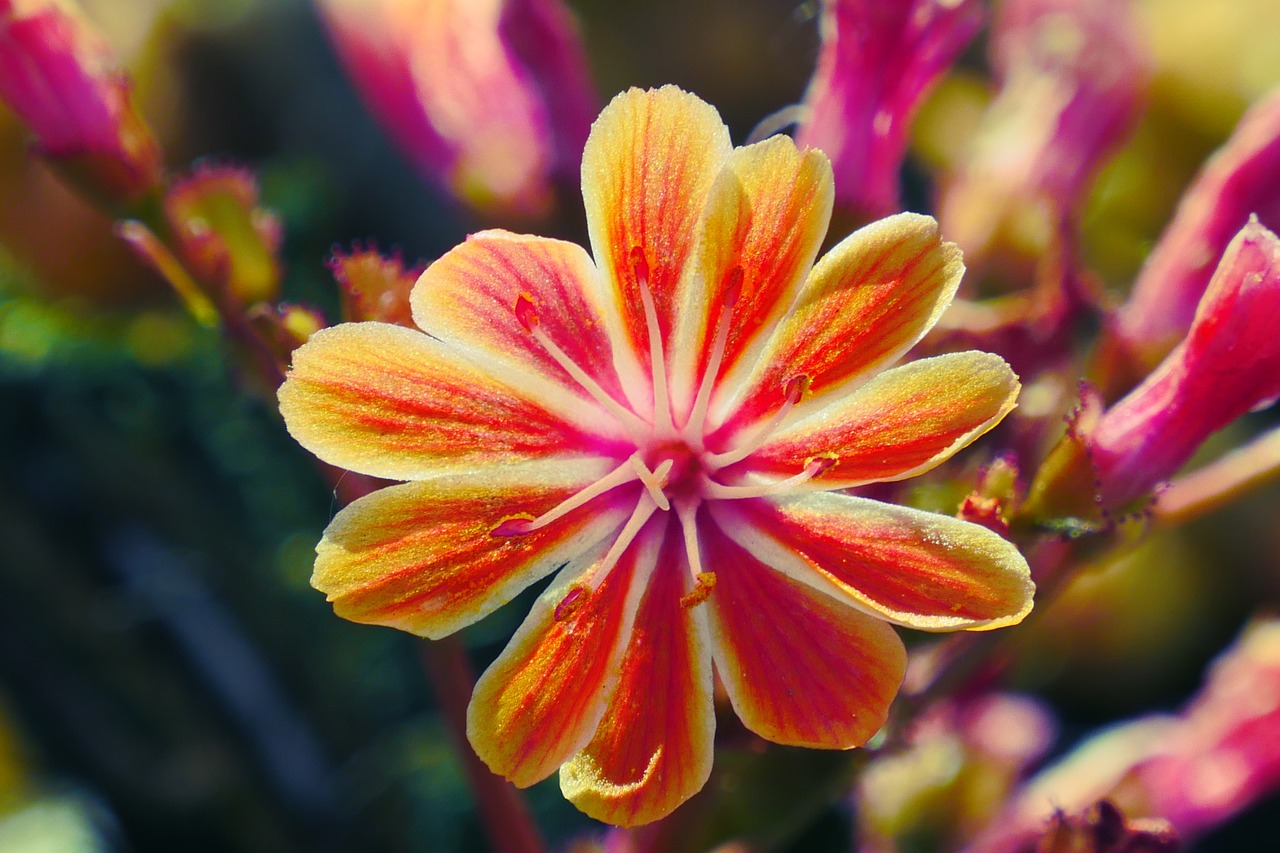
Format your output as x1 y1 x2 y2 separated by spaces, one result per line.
749 352 1019 490
467 518 662 787
702 520 906 748
713 492 1033 632
560 520 714 826
312 464 630 639
278 322 621 480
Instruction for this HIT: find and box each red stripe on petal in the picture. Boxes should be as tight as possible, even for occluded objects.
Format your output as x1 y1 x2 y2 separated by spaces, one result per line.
671 136 834 414
750 352 1019 488
410 231 631 411
313 465 629 639
702 522 905 748
467 517 661 787
718 493 1033 632
716 213 962 432
560 517 714 826
279 322 621 480
582 87 732 405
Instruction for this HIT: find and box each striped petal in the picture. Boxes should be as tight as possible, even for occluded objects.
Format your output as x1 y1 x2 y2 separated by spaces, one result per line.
467 518 660 788
560 521 714 826
748 352 1020 489
582 86 732 412
702 521 906 748
712 213 963 430
671 135 834 414
713 492 1033 632
410 230 631 413
278 322 620 480
312 462 629 639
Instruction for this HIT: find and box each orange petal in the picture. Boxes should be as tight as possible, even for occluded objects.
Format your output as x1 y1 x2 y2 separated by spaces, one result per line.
670 135 834 413
701 521 905 748
410 230 632 413
312 462 629 639
278 322 622 480
582 86 732 411
560 520 714 826
714 212 962 430
748 352 1020 489
467 517 661 788
712 492 1033 631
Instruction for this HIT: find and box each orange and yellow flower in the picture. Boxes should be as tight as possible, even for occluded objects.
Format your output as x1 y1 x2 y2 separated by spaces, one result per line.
278 86 1034 826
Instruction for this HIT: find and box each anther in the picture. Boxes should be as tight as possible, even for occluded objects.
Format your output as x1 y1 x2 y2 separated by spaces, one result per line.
679 572 717 608
554 585 588 621
514 294 539 331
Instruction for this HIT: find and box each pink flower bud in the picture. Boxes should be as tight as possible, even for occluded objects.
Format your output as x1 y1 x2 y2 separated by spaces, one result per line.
0 0 161 202
316 0 596 217
1117 87 1280 361
940 0 1147 262
796 0 983 217
1091 218 1280 509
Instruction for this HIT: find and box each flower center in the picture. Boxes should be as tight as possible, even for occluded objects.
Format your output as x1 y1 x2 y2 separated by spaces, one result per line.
495 248 833 598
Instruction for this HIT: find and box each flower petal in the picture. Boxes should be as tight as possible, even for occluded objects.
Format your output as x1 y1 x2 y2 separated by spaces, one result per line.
702 521 906 748
278 322 620 480
748 352 1020 489
410 229 630 412
713 213 962 430
467 517 660 788
560 521 713 826
582 86 733 412
712 492 1034 631
312 462 629 639
670 135 834 414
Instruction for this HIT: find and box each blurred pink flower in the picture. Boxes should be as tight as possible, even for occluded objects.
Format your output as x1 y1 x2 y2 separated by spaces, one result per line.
0 0 161 201
1117 87 1280 361
797 0 983 217
966 617 1280 851
317 0 597 217
940 0 1147 262
1089 217 1280 509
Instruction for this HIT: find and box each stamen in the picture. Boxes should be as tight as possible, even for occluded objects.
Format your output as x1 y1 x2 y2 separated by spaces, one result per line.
675 500 705 579
706 375 809 469
630 455 674 511
701 454 836 500
576 493 660 591
679 573 717 609
516 294 651 440
632 247 675 437
490 458 641 536
684 266 743 449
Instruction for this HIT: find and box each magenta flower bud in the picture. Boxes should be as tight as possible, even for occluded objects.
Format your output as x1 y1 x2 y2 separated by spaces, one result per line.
1090 218 1280 509
0 0 161 202
1117 87 1280 361
796 0 983 217
939 0 1147 262
316 0 596 217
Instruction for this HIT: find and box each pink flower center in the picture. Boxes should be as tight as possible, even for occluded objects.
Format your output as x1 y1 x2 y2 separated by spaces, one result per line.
495 249 832 599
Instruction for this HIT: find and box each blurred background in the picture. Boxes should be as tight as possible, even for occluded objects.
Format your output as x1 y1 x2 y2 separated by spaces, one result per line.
2 0 1279 850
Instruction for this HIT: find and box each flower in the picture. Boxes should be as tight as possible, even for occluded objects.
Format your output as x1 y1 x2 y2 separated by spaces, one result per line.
797 0 983 217
316 0 597 217
1093 218 1280 510
1115 86 1280 364
0 0 161 202
939 0 1148 264
278 86 1034 826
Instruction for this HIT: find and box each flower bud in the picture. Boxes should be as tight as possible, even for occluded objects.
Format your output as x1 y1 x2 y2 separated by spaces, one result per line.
939 0 1148 264
796 0 983 217
316 0 596 217
0 0 161 203
328 243 424 326
1116 87 1280 363
1090 218 1280 510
